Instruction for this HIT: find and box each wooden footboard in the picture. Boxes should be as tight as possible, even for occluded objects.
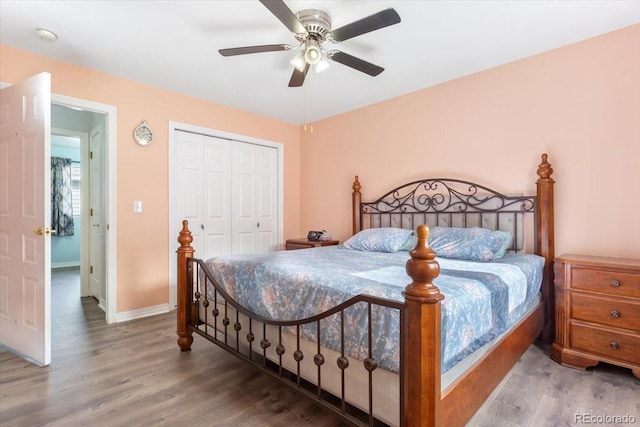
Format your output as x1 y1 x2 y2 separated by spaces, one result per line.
176 153 555 426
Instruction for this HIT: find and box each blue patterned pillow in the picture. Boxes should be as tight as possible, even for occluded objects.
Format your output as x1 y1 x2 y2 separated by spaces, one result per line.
399 232 418 251
343 227 414 253
429 227 504 262
493 230 513 259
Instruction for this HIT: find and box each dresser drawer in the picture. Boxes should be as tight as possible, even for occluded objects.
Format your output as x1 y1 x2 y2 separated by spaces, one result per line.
571 293 640 330
570 322 640 365
571 268 640 298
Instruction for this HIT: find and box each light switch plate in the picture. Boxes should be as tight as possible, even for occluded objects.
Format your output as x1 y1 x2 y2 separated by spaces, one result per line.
133 200 143 213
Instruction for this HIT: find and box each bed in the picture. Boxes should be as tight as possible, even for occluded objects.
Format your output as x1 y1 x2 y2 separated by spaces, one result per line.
175 153 555 426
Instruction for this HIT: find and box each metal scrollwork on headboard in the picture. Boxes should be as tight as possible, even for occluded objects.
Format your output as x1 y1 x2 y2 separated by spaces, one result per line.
360 178 537 252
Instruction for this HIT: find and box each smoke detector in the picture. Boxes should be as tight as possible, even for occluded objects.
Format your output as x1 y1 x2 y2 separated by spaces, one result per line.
35 28 58 43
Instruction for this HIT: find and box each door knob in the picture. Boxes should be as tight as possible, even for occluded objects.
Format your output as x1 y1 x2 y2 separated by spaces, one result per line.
34 227 57 236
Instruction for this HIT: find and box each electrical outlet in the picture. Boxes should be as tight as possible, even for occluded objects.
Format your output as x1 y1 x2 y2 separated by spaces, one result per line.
133 200 143 213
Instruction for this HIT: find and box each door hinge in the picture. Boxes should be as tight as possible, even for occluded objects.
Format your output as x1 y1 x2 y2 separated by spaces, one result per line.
90 265 93 274
90 208 93 216
90 151 93 160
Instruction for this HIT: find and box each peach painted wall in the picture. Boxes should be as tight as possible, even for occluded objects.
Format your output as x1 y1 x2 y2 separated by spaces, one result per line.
300 25 640 260
0 45 301 313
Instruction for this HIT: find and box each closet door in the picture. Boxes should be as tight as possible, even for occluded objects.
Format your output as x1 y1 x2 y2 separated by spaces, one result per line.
203 136 232 257
175 131 232 260
232 143 277 254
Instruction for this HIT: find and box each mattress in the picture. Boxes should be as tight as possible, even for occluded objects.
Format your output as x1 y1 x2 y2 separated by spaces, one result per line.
203 246 544 373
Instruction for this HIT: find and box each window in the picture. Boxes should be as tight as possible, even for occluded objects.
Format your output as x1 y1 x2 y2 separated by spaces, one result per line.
71 162 81 216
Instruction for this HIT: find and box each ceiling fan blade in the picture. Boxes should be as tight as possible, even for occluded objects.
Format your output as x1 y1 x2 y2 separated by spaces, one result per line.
328 51 384 76
329 8 401 42
219 44 291 57
259 0 308 36
288 63 310 87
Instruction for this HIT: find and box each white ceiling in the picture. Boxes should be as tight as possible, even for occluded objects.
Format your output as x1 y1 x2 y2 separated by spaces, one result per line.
2 1 639 125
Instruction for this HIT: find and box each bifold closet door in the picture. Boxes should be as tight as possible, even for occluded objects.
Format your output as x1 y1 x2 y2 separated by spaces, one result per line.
232 142 278 254
175 130 277 259
175 131 232 260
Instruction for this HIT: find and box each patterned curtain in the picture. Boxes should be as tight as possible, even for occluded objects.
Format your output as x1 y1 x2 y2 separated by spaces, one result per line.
51 157 74 236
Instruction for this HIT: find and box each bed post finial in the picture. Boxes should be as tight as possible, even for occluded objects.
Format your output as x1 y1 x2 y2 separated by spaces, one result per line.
405 225 442 301
536 153 555 343
537 153 554 182
352 176 362 235
403 224 443 426
352 175 361 194
177 220 195 352
178 220 193 247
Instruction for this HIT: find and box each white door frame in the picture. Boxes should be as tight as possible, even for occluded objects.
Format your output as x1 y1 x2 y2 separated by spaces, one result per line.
52 94 118 324
167 121 284 310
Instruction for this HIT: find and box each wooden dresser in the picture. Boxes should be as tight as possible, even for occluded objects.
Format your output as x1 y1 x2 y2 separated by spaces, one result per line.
285 238 339 250
551 254 640 378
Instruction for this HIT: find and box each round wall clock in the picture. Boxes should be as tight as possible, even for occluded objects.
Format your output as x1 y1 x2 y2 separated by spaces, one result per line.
133 120 153 146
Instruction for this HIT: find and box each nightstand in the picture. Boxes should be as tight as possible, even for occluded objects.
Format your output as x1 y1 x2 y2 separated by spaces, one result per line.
285 238 339 250
551 254 640 378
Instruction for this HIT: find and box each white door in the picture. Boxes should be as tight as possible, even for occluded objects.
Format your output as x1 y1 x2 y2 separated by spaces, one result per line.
169 125 282 309
89 127 104 307
0 72 52 366
203 137 232 257
175 130 232 261
232 143 277 254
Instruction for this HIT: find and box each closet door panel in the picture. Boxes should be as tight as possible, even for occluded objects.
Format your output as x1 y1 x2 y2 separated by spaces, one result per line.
176 132 204 254
255 145 277 252
203 139 231 258
180 168 201 219
232 143 257 254
236 232 255 255
231 143 277 254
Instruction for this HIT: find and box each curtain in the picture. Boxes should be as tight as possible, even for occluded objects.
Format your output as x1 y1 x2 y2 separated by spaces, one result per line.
51 157 74 236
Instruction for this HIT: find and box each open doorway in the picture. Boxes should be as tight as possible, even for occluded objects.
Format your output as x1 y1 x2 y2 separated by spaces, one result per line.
51 94 117 325
51 105 106 318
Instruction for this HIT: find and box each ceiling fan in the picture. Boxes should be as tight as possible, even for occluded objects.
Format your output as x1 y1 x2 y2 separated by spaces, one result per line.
219 0 401 87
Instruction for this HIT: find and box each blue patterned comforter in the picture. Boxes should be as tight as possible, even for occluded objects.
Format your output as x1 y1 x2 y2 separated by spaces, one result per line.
203 246 543 373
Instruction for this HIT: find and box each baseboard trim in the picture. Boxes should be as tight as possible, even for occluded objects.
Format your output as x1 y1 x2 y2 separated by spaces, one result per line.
116 303 171 323
52 261 80 269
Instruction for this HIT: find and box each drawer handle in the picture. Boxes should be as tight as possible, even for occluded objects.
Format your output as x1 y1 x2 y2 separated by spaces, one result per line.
610 341 619 350
610 279 620 287
610 310 620 318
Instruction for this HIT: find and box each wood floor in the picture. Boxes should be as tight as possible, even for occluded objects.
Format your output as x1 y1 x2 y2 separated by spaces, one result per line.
1 268 638 426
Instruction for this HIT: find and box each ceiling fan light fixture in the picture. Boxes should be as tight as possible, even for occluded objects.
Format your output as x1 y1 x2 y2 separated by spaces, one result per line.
304 40 322 65
315 55 330 73
290 51 306 72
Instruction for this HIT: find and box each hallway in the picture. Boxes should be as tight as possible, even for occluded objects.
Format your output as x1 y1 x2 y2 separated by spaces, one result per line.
51 267 104 352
